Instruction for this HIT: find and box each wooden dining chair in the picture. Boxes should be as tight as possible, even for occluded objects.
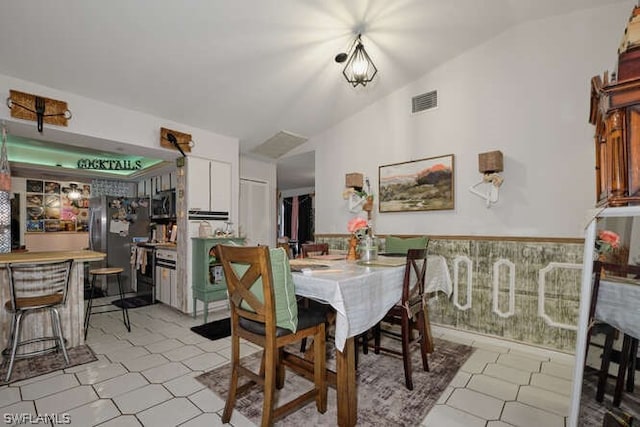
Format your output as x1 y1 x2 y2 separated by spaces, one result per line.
371 248 431 390
298 242 331 352
216 245 327 426
276 241 293 259
300 243 329 258
590 261 640 407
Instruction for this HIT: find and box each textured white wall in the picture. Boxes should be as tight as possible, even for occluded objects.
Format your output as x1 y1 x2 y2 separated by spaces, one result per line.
303 2 633 238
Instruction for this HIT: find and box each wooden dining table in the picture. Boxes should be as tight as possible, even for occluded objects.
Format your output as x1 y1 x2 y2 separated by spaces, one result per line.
291 255 452 427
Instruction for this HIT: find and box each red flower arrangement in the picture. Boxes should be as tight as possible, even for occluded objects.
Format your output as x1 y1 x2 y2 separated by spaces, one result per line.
596 230 620 254
347 217 369 239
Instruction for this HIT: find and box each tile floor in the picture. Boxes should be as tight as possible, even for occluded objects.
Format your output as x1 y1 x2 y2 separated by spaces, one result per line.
0 299 575 426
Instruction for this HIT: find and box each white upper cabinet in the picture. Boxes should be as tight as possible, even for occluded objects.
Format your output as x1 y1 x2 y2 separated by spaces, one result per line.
187 157 231 214
210 160 231 213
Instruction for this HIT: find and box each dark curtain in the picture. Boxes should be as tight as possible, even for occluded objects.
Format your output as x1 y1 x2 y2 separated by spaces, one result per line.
283 197 292 241
297 195 312 244
282 194 313 245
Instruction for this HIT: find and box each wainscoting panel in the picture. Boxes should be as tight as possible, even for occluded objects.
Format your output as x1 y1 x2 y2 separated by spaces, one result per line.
316 234 584 352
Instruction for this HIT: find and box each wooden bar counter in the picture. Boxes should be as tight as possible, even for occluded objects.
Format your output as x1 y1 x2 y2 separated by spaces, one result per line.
0 250 105 352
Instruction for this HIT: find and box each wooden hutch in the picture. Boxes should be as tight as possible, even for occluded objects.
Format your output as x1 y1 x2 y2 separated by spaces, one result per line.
590 6 640 207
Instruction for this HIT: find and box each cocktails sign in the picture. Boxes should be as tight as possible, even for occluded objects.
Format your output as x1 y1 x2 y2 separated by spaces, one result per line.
77 159 142 171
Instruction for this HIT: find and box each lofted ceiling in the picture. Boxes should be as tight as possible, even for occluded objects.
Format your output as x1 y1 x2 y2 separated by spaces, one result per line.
0 0 630 189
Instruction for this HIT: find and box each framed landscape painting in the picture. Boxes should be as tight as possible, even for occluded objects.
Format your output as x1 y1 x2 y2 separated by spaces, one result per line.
379 154 454 212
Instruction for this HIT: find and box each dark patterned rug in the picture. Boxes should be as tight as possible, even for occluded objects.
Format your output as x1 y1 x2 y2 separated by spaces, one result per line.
196 337 474 426
0 345 97 385
579 366 640 426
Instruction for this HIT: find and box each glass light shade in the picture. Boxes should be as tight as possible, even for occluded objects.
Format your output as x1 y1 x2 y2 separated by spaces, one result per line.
342 38 377 87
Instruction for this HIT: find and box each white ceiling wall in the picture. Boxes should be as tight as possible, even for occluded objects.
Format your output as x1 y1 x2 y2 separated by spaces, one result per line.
0 0 628 153
305 2 633 238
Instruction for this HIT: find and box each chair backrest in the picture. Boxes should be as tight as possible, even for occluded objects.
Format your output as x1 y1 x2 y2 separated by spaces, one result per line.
217 245 277 329
301 243 329 258
276 242 293 259
7 259 73 310
402 249 428 312
385 235 429 255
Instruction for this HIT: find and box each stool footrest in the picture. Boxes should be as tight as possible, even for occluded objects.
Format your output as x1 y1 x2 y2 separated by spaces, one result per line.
2 336 67 359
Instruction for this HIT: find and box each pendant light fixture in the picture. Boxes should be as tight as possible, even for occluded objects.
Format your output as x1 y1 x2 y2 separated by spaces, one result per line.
335 34 377 87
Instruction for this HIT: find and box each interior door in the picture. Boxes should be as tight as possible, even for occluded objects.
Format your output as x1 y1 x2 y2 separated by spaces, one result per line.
239 178 270 246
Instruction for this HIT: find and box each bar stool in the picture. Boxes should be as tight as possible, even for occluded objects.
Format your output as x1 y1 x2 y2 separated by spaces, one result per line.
2 259 73 382
84 267 131 339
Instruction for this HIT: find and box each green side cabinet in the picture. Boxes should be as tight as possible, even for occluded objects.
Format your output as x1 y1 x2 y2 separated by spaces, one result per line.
192 237 245 323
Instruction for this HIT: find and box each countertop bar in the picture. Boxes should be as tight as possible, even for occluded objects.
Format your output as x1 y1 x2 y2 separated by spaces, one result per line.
0 250 106 264
0 250 106 353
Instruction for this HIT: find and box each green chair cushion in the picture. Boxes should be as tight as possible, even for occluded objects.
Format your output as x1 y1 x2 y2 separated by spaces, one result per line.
235 247 298 332
385 235 429 254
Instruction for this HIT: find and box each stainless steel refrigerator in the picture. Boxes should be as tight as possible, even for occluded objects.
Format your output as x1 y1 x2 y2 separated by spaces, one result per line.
89 196 151 295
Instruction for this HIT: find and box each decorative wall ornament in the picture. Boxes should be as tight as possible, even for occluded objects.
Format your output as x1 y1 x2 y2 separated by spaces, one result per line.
160 127 193 156
6 90 72 133
0 124 10 192
0 124 10 252
492 258 516 318
537 262 582 330
452 255 473 310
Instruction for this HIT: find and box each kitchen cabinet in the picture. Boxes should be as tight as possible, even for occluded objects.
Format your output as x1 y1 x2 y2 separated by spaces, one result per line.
138 172 177 197
155 248 177 308
192 236 245 323
187 157 231 213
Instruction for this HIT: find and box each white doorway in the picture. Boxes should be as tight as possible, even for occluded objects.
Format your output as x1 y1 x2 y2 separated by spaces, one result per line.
239 178 270 246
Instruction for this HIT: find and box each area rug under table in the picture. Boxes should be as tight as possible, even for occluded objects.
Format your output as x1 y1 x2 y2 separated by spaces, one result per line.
0 345 97 386
196 337 474 426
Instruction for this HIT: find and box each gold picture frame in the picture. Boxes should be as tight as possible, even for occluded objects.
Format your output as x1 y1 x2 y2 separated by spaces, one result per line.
378 154 454 212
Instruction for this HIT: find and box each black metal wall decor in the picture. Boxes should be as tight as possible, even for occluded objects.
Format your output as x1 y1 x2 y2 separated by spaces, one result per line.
6 90 72 133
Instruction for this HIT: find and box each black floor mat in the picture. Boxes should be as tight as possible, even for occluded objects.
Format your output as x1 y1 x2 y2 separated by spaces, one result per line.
84 287 106 300
111 294 154 309
190 318 231 341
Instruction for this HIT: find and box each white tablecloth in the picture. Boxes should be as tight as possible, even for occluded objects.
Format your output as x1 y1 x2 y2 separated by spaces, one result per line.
426 255 452 297
595 279 640 340
292 255 452 352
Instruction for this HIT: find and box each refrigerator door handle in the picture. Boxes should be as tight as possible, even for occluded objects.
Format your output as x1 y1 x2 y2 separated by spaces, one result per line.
88 208 95 251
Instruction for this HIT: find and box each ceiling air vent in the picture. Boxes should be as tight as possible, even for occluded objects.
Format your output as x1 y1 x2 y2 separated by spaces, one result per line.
412 90 438 113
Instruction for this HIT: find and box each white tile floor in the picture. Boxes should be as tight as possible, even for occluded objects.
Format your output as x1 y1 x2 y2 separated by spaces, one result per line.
0 300 575 426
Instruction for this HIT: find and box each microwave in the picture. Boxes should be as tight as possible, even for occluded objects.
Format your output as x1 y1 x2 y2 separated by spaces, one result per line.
151 190 176 219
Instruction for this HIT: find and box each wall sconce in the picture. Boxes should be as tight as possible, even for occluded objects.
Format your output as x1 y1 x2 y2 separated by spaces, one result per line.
335 34 378 87
469 151 504 208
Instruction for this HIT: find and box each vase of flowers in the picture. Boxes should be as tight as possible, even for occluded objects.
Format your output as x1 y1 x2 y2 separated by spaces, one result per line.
347 217 369 260
595 229 620 262
358 234 379 261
